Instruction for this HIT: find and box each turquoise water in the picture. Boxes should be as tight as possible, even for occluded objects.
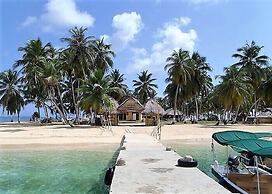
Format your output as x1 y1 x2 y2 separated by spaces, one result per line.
165 140 236 178
0 149 117 194
0 141 234 193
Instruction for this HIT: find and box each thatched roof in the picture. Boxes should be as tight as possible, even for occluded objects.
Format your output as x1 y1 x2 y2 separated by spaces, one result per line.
165 108 182 116
142 99 165 115
117 96 144 112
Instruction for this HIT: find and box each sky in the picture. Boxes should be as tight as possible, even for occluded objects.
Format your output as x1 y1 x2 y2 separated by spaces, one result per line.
1 0 272 116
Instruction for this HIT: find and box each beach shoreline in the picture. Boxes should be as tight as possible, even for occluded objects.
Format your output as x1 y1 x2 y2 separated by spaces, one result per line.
0 123 271 150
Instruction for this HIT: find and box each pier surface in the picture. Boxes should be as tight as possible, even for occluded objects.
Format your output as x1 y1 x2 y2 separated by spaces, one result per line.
110 133 230 194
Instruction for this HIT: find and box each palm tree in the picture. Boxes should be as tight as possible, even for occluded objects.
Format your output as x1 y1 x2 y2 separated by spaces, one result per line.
259 66 272 105
191 52 213 121
215 66 252 123
61 27 95 79
107 69 128 101
164 49 194 121
14 38 53 117
232 41 269 122
37 60 73 127
80 69 122 113
93 38 115 73
133 70 158 104
0 70 25 123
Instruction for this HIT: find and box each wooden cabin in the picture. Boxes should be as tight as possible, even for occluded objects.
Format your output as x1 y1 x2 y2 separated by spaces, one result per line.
143 99 165 126
117 97 144 121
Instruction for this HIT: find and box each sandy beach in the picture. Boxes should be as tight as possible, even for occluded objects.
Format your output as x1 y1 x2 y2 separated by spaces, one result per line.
0 122 271 150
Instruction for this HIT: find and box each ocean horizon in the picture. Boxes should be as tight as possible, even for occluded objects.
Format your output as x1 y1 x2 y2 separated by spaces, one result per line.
0 115 32 123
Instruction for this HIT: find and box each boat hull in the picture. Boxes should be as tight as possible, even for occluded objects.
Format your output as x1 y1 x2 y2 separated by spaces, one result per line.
211 165 248 194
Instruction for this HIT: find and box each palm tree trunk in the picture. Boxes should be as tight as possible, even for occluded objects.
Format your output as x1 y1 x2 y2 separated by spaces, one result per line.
57 85 66 117
173 85 179 122
234 105 240 123
195 96 199 122
49 89 73 127
37 105 41 122
43 104 49 120
17 111 20 123
71 78 79 123
254 94 257 124
245 97 260 122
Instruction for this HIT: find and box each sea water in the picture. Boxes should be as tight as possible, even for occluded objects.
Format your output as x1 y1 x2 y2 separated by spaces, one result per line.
167 140 235 178
0 149 117 194
0 116 31 123
0 141 232 194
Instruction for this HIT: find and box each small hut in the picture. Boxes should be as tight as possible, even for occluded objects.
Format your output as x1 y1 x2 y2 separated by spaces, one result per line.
117 96 144 121
164 108 182 120
143 99 165 126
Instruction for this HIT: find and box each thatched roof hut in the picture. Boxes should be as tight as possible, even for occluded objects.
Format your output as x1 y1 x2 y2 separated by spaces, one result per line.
165 108 182 116
117 96 144 113
143 99 165 115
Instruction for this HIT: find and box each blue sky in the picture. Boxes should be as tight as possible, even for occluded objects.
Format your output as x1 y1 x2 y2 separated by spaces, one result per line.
1 0 272 116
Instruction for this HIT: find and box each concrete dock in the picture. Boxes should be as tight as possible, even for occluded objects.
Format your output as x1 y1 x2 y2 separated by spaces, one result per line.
110 134 230 194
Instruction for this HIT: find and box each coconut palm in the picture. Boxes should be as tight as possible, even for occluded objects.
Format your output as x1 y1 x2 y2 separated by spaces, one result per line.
80 69 122 113
232 41 269 122
0 70 25 123
93 38 115 73
61 27 95 79
215 66 252 122
164 49 194 121
37 60 73 127
107 69 128 101
14 38 53 117
191 52 213 121
259 67 272 105
133 70 157 104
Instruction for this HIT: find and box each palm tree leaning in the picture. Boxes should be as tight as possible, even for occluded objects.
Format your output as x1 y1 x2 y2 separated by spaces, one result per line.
0 70 25 123
37 60 73 127
232 41 269 123
133 70 158 104
164 49 193 122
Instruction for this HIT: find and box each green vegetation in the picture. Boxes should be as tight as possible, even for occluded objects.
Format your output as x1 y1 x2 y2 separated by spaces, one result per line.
0 27 271 124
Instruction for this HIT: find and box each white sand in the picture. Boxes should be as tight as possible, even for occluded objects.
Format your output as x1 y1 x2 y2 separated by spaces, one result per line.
0 122 271 149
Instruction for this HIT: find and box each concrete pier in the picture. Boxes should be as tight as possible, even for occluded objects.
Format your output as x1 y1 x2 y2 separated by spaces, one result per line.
110 134 230 194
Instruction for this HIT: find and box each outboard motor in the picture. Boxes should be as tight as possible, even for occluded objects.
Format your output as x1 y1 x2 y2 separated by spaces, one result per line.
228 155 240 172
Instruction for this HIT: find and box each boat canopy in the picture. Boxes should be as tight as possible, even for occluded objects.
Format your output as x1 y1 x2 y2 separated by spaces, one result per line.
212 130 272 158
212 130 272 145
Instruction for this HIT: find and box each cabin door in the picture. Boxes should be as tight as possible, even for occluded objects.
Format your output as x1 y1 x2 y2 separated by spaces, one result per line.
132 113 137 120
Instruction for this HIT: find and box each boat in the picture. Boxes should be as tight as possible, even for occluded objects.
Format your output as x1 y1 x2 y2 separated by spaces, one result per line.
211 130 272 194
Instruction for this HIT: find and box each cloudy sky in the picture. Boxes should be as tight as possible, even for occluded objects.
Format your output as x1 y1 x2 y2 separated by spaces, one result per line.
1 0 272 116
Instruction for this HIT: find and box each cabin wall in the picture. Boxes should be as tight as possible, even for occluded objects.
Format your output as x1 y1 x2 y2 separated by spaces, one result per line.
145 115 158 126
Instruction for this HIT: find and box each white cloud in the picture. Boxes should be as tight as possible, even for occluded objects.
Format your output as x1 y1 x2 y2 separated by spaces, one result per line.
186 0 227 4
111 12 143 50
21 16 37 27
22 0 95 32
128 17 197 73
